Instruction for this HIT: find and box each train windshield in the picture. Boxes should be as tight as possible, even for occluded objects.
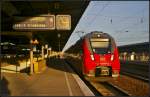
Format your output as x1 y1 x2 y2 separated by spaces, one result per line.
90 38 111 54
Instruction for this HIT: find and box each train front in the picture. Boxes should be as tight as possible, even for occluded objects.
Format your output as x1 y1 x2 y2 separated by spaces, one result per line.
82 32 120 77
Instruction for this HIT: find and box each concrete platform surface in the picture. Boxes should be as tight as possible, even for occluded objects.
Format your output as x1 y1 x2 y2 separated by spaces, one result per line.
1 58 94 96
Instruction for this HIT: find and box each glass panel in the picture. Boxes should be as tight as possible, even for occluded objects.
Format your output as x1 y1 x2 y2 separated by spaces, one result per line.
91 41 109 48
90 38 109 42
92 48 110 54
90 38 112 54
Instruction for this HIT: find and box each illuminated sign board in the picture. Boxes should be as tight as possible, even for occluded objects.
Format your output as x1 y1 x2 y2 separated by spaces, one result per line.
13 15 71 31
13 15 55 30
56 15 71 30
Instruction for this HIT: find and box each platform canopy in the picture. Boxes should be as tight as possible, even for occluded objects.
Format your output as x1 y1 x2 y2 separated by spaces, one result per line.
1 1 90 51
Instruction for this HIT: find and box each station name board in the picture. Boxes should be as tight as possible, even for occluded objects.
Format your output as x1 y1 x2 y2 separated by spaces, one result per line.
13 15 55 30
13 15 71 30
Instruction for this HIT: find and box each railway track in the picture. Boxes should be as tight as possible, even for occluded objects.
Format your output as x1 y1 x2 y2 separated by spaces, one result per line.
65 59 131 96
121 71 149 82
90 81 130 96
65 58 149 96
120 62 149 82
65 60 102 96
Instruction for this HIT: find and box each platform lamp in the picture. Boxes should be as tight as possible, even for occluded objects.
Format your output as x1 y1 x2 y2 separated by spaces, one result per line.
57 33 61 52
30 39 39 75
45 44 48 58
48 47 52 58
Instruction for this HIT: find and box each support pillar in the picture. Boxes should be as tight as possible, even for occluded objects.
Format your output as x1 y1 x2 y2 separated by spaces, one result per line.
42 45 44 59
30 39 34 75
30 48 33 74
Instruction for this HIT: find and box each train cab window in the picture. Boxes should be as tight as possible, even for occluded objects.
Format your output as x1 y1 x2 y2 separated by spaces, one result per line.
90 38 111 54
91 41 109 48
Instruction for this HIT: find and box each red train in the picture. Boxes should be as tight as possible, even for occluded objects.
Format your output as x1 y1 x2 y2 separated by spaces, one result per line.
82 31 120 77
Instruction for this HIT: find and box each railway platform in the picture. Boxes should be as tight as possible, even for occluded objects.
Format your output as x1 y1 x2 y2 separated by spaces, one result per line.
1 58 94 96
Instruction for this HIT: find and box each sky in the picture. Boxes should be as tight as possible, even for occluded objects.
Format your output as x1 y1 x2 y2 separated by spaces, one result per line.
62 1 149 52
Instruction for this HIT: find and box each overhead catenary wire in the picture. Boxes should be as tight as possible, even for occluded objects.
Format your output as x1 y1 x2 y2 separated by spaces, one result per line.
85 2 148 39
86 1 110 30
102 7 147 28
115 16 148 33
113 7 148 32
85 3 147 33
63 1 148 52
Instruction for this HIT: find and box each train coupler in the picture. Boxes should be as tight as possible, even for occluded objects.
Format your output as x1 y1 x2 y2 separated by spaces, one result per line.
95 66 110 77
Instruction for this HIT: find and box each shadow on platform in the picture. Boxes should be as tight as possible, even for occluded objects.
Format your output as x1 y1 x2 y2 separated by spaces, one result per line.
0 76 11 96
46 57 75 74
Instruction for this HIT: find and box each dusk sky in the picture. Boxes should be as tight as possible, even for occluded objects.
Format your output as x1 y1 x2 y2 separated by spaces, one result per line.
62 1 149 52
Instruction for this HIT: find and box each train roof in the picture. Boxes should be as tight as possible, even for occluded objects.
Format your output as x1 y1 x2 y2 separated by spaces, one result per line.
84 31 113 39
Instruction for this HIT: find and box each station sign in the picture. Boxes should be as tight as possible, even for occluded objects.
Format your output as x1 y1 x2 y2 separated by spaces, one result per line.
56 15 71 30
13 14 71 31
13 15 55 30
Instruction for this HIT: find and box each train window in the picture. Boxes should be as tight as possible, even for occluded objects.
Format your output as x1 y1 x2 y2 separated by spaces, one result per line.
93 48 110 54
90 39 111 54
90 38 109 42
91 41 109 48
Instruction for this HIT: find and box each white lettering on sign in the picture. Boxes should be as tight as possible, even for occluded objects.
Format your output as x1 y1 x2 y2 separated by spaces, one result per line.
13 15 55 30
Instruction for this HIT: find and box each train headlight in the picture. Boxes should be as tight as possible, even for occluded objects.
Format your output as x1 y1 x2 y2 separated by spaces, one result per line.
111 55 114 61
90 55 94 61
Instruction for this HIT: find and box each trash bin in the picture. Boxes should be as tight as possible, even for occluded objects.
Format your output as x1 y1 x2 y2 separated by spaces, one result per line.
33 59 47 73
34 61 39 73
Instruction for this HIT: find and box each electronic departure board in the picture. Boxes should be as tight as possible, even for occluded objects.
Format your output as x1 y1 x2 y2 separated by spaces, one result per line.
13 15 55 30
